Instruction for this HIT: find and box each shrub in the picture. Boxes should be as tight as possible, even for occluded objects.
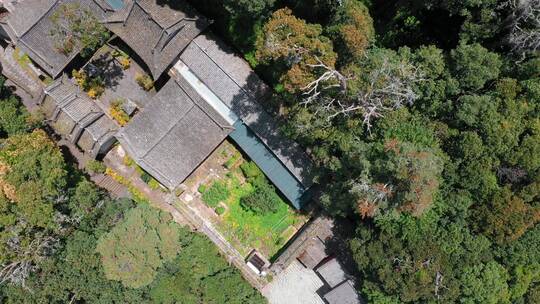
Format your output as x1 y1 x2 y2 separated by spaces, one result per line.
140 171 152 184
224 152 241 169
110 99 130 126
215 206 226 215
198 184 207 193
240 181 281 215
240 161 263 180
118 56 130 70
123 155 135 167
86 159 106 174
135 73 154 91
72 69 87 87
202 182 230 208
148 178 161 190
72 69 104 98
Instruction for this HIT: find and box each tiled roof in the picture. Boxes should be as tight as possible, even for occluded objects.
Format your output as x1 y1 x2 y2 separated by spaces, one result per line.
323 281 361 304
104 0 208 79
316 258 347 288
178 33 314 188
117 77 232 189
44 77 117 156
3 0 111 77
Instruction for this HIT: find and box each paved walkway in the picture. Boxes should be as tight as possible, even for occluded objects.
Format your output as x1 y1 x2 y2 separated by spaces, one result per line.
262 260 325 304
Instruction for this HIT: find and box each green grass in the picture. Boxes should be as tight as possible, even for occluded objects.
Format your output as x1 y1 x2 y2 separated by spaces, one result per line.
201 181 230 208
212 169 303 258
13 48 31 69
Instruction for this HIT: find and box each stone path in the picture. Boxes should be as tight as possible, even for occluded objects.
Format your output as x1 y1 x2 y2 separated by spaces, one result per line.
262 260 326 304
93 174 129 198
0 46 43 98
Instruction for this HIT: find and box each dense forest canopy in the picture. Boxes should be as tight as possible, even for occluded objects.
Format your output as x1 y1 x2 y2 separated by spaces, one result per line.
185 0 540 302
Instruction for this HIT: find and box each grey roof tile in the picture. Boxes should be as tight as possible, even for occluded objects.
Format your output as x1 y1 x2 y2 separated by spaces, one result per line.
323 281 361 304
104 0 208 79
117 78 231 189
6 0 109 77
179 33 314 188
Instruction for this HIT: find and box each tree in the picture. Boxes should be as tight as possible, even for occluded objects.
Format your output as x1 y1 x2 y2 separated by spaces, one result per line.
96 204 184 288
300 47 424 132
0 130 69 287
451 43 502 91
476 187 540 245
0 77 31 137
256 8 337 92
507 0 540 57
149 233 265 304
352 139 443 217
240 180 281 215
223 0 275 19
460 262 510 304
49 3 110 57
328 0 374 62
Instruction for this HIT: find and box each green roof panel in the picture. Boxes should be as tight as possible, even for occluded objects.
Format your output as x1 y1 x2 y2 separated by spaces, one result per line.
229 121 311 209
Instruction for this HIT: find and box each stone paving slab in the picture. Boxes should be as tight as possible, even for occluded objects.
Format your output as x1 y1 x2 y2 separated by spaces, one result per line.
262 260 326 304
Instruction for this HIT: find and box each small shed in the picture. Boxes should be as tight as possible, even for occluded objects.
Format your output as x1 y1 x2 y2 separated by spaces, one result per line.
297 237 327 269
316 258 347 288
246 250 270 276
323 280 361 304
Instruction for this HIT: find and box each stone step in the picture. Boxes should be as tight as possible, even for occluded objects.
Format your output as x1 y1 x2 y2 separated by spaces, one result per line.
95 175 127 198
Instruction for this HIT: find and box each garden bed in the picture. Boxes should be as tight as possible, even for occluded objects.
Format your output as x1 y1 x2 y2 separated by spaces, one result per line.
198 151 307 259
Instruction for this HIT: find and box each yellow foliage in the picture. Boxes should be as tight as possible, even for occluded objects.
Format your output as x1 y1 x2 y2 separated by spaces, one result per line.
110 104 129 126
135 73 154 91
72 69 87 87
119 57 131 70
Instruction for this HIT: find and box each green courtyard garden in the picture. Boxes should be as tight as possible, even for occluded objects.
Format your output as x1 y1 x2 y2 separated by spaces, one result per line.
199 152 307 259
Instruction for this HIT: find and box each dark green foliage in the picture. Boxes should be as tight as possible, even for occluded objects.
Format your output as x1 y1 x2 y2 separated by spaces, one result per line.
85 159 106 174
240 181 281 215
148 233 265 304
202 181 230 207
451 43 502 91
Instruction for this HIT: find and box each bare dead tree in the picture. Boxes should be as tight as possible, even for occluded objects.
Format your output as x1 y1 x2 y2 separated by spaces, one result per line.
0 234 58 289
301 56 423 133
434 271 444 300
506 0 540 56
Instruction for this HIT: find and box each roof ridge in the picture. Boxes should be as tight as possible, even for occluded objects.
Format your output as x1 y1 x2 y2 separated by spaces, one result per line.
15 0 58 38
173 77 232 131
191 38 259 102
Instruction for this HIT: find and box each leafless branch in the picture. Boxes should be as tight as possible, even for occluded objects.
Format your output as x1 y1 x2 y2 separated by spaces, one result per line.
507 0 540 56
0 234 59 288
301 56 423 133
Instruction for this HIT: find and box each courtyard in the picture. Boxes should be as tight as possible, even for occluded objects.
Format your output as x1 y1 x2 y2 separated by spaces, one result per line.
179 141 309 259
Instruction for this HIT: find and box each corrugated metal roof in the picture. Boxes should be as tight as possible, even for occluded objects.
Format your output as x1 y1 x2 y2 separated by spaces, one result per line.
229 121 311 209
